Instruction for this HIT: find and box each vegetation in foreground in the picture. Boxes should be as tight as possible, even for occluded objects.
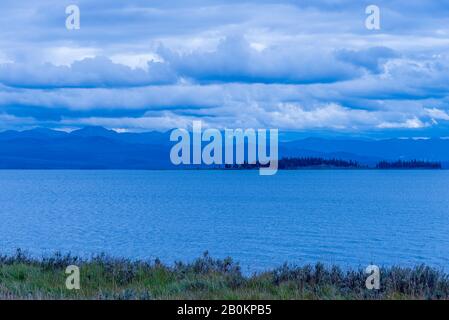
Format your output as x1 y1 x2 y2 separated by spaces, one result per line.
0 250 448 300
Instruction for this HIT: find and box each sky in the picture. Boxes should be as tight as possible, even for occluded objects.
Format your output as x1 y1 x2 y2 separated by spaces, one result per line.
1 0 449 137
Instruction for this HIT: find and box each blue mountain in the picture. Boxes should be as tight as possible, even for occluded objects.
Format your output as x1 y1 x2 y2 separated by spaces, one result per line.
0 127 448 169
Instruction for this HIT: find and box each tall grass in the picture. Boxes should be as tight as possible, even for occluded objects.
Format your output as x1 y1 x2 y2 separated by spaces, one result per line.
0 250 448 300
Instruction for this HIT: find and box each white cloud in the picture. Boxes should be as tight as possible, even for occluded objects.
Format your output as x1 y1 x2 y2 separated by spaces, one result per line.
425 108 449 120
1 0 449 135
45 47 100 66
377 118 428 129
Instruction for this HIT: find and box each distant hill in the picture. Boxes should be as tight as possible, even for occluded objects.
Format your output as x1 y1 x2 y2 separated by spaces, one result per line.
0 127 448 169
0 127 172 169
280 138 449 167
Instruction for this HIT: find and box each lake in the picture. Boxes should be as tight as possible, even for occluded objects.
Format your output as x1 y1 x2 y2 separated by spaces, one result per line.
0 170 448 272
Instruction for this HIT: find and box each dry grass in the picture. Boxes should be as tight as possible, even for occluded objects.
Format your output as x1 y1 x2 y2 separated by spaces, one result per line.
0 250 448 300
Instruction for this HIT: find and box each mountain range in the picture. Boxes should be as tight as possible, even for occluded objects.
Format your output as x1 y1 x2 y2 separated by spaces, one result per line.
0 126 448 169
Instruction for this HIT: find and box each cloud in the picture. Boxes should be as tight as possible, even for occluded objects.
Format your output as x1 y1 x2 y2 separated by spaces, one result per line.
0 57 176 88
60 112 195 131
0 36 372 88
426 108 449 121
335 47 399 73
377 118 428 129
260 103 380 130
158 36 362 84
0 0 449 136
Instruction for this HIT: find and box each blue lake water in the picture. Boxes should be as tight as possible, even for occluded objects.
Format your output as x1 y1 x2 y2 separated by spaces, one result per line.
0 170 448 272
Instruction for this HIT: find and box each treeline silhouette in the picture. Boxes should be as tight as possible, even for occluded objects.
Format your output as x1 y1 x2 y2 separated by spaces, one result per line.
376 160 442 169
278 157 361 169
222 157 443 170
224 157 362 169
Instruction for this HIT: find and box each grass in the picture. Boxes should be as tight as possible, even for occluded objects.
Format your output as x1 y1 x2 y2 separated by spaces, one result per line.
0 250 448 300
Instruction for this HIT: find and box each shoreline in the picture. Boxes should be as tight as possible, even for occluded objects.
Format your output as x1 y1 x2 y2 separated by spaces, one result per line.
0 167 445 171
1 251 448 300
